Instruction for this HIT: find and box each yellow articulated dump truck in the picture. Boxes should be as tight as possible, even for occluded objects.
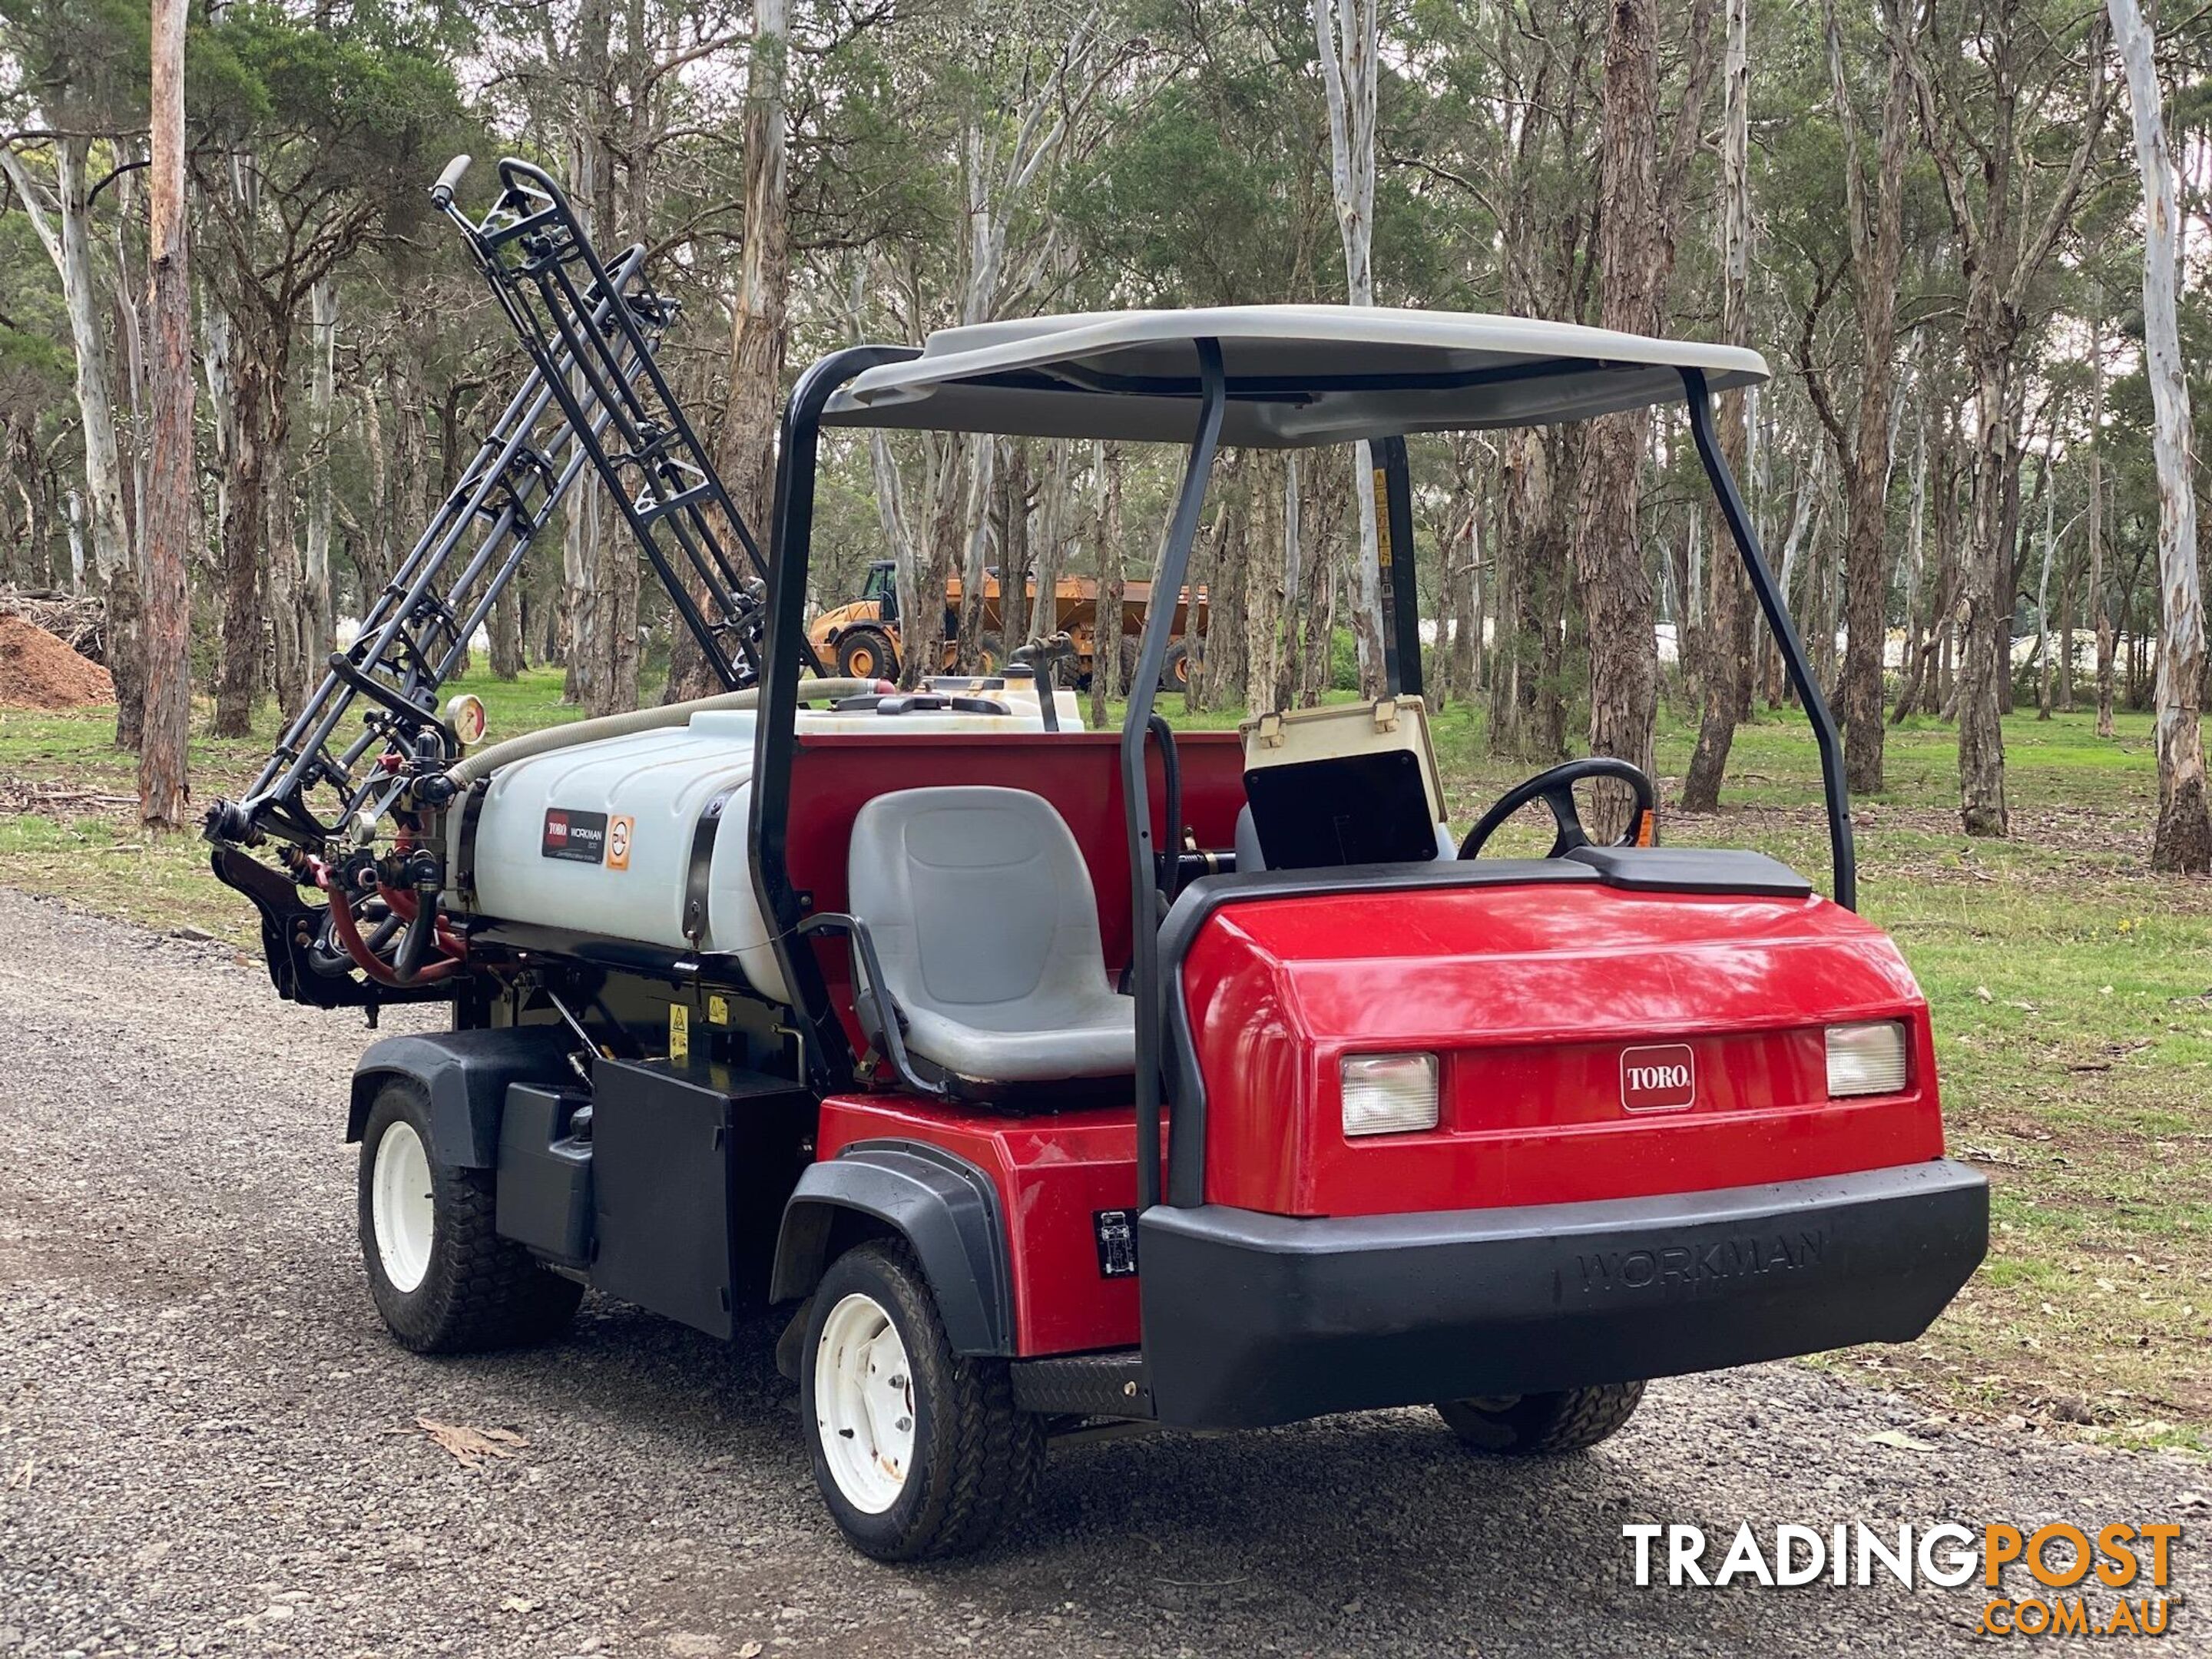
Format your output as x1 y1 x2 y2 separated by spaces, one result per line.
808 560 1207 690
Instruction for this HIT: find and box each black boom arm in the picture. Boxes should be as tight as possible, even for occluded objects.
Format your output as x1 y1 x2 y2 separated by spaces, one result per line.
205 154 806 1005
210 154 800 856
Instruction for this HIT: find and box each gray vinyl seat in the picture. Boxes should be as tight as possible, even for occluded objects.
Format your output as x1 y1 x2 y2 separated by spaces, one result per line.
846 786 1135 1083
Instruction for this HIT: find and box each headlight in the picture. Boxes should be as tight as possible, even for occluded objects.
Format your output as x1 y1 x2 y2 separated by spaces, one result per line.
1826 1021 1908 1097
1342 1052 1439 1137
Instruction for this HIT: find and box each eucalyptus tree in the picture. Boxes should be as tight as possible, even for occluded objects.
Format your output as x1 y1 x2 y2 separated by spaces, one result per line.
2107 0 2209 872
1310 0 1386 690
1572 0 1714 838
834 0 1150 687
2089 293 2116 736
1066 0 1342 709
1893 0 2112 836
0 0 146 737
189 1 471 733
139 0 187 829
1803 0 1915 797
1391 0 1609 760
500 0 749 712
683 0 792 704
1679 0 1752 811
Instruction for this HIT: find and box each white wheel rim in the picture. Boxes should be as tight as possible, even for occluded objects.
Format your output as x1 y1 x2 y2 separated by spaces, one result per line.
814 1292 916 1514
371 1120 435 1294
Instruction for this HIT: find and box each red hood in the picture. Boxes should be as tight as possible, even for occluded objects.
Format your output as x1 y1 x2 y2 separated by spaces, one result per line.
1179 881 1945 1217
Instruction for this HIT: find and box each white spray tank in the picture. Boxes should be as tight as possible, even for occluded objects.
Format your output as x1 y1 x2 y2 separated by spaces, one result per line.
459 687 1081 1005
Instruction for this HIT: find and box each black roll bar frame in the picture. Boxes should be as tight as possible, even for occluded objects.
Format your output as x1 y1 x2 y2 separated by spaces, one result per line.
750 343 922 1094
1123 340 1225 1210
746 347 1860 1195
1681 367 1856 912
1375 435 1425 700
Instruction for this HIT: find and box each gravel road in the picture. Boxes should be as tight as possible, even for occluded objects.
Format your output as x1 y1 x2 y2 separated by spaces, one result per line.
0 886 2204 1658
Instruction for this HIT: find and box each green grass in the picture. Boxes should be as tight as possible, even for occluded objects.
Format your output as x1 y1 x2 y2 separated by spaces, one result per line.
0 667 585 938
4 674 2209 1445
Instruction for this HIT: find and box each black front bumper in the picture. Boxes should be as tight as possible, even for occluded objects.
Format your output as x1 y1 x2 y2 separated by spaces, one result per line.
1137 1160 1987 1429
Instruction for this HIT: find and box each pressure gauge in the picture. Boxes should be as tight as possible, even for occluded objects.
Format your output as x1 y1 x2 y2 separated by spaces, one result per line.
443 692 488 750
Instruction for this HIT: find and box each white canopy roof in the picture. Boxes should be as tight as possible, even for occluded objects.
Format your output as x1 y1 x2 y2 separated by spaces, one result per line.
820 305 1769 448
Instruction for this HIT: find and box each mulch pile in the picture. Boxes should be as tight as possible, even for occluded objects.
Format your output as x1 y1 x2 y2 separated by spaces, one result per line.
0 614 115 710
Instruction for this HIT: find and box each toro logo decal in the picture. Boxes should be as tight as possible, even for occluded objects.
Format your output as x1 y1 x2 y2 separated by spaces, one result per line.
1620 1043 1696 1113
541 806 611 864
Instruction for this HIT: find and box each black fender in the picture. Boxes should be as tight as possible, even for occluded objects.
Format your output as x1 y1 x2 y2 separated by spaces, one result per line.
770 1140 1014 1357
347 1025 575 1169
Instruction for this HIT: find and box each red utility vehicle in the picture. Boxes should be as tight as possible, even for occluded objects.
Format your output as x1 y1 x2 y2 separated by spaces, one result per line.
208 159 1985 1562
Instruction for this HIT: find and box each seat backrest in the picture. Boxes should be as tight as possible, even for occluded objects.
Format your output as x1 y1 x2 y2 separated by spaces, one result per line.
847 786 1114 1031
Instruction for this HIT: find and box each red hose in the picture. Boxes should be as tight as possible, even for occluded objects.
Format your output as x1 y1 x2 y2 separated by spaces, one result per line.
313 864 462 987
380 884 468 959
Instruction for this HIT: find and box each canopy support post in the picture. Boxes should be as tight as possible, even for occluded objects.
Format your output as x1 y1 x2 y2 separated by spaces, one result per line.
1127 339 1226 1214
1376 436 1422 698
1681 367 1856 910
750 342 923 1094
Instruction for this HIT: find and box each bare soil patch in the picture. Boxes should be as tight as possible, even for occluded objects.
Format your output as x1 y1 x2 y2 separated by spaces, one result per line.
0 614 114 710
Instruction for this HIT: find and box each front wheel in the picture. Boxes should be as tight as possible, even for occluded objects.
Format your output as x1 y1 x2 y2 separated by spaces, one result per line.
1161 639 1197 693
1435 1382 1645 1454
800 1240 1044 1560
835 624 900 683
356 1081 582 1353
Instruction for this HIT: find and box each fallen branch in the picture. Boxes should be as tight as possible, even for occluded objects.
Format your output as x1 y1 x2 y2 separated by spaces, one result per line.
0 588 108 661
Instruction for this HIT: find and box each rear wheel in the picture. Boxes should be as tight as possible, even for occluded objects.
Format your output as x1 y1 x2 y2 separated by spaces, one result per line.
835 624 899 683
800 1240 1044 1560
1435 1382 1645 1454
356 1081 582 1353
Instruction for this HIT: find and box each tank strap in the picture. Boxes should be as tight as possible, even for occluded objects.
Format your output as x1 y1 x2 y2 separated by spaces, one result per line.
452 779 492 909
682 787 740 945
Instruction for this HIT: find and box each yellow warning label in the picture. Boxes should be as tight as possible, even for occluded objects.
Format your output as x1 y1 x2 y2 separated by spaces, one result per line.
668 1001 690 1065
706 993 731 1027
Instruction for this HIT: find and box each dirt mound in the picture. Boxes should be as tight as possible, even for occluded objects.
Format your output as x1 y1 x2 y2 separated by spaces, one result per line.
0 614 115 710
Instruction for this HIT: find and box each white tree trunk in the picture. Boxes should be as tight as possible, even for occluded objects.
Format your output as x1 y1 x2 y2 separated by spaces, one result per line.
2108 0 2209 869
65 488 86 592
306 277 338 651
2034 457 2056 717
108 172 153 551
1776 443 1825 600
2089 300 2115 737
0 138 132 581
1312 0 1386 690
1903 403 1927 628
141 0 194 826
201 293 236 571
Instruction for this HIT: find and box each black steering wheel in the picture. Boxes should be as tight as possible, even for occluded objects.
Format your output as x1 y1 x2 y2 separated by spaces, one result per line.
1457 757 1657 860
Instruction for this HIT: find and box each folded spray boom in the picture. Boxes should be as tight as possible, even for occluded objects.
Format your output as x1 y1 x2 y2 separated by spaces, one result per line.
207 155 804 998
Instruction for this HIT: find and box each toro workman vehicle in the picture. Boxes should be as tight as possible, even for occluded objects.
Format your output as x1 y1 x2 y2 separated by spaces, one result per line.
208 156 1985 1561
